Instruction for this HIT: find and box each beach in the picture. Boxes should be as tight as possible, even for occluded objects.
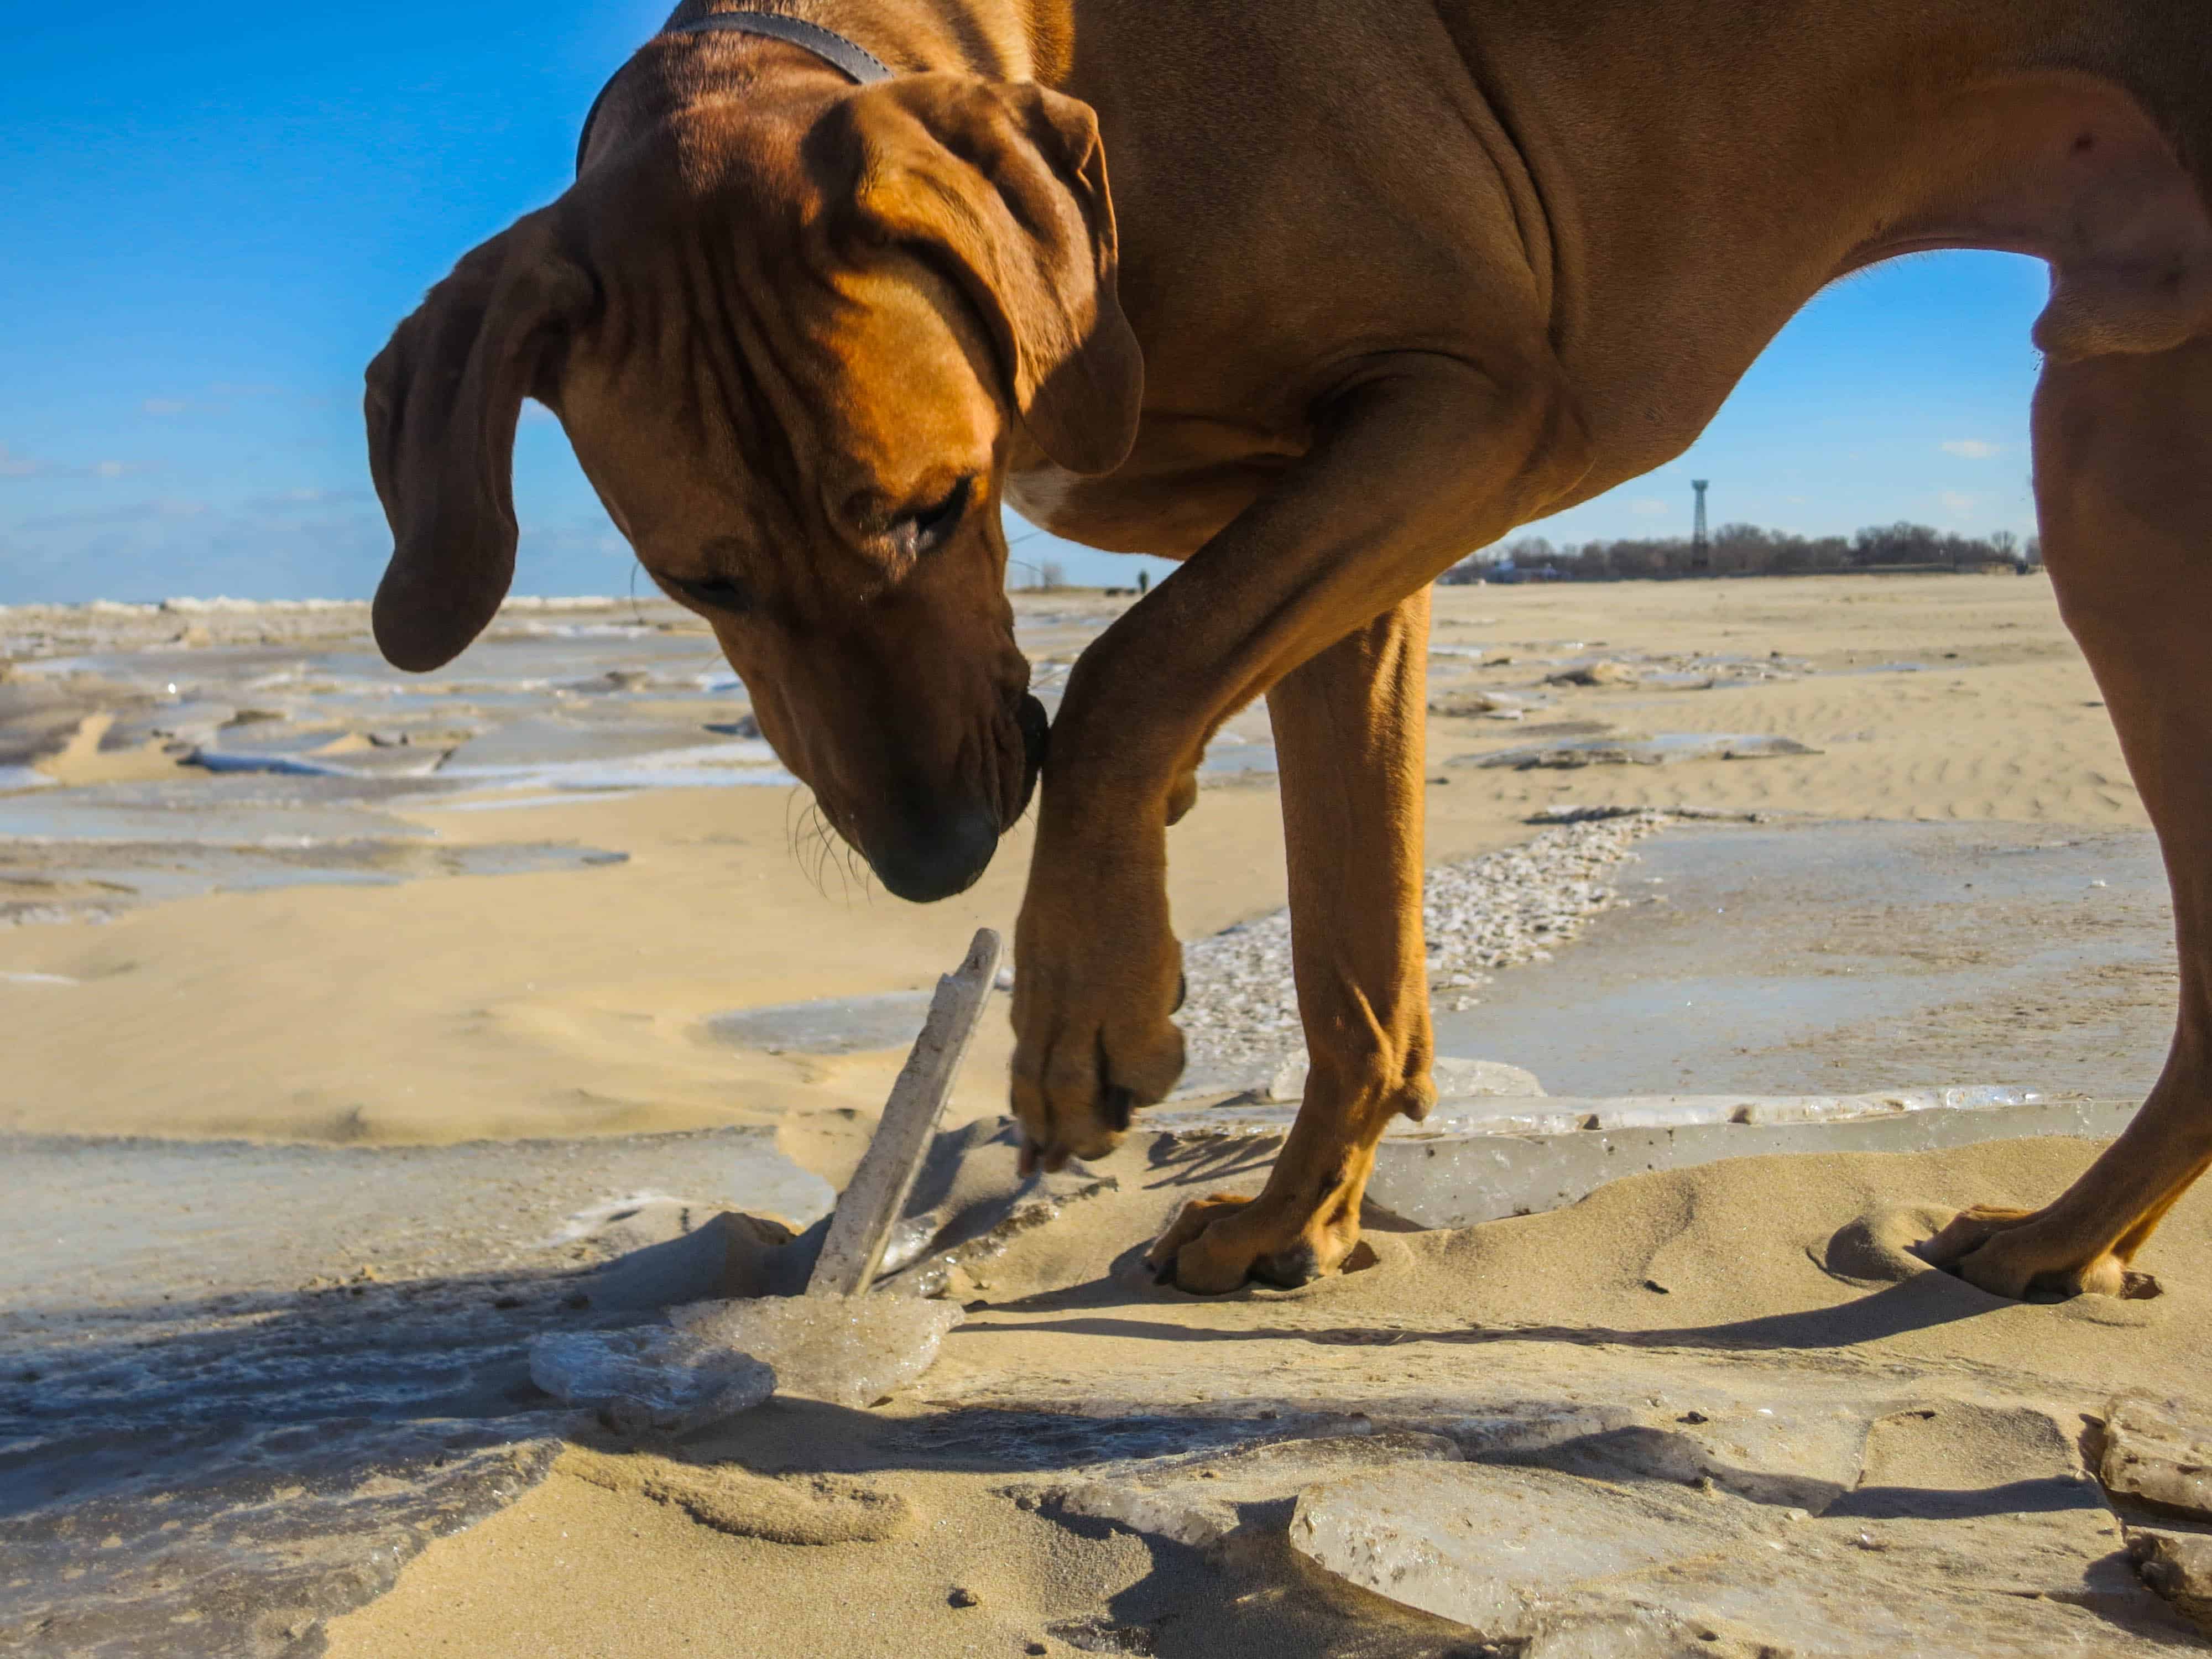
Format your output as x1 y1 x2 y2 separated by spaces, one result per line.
0 572 2145 1146
6 570 2203 1658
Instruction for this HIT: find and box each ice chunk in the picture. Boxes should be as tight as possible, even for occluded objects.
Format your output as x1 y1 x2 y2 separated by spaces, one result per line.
1291 1462 1736 1637
528 1327 775 1433
2103 1394 2212 1517
1054 1431 1462 1554
1291 1454 2150 1656
1265 1052 1543 1104
670 1295 964 1408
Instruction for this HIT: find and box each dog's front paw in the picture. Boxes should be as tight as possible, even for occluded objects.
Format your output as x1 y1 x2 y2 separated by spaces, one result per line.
1009 838 1184 1172
1145 1191 1363 1293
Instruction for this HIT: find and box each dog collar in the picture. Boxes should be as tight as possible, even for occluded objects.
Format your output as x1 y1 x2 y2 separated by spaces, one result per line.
577 11 894 175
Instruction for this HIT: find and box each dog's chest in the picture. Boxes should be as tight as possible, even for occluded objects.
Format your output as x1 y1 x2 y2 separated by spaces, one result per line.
1005 425 1298 562
1004 466 1081 532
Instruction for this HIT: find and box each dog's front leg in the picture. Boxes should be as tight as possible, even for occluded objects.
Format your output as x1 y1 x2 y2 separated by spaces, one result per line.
1009 348 1585 1288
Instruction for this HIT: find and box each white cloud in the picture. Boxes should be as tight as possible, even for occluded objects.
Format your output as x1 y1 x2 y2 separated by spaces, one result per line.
1939 490 1979 514
1941 439 2000 459
1627 497 1670 517
142 398 190 417
1 447 139 482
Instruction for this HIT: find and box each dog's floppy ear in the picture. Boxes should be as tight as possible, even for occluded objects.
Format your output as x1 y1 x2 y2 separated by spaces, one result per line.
365 210 593 671
833 75 1143 476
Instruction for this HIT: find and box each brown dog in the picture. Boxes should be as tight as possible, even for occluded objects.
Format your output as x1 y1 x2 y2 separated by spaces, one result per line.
367 1 2212 1296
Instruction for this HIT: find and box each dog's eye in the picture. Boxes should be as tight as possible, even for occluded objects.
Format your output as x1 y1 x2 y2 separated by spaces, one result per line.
669 573 752 613
894 478 972 556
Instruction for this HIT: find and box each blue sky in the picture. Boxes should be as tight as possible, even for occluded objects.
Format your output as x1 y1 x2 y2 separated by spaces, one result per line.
1 3 2047 604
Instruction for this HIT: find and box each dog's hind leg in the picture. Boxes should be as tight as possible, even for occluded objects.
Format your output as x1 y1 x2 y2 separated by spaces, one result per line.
1146 589 1437 1292
1922 334 2212 1300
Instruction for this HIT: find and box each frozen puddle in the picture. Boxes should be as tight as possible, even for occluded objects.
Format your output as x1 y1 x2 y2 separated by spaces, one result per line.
1177 812 1673 1087
2 594 1269 932
0 774 628 922
194 720 797 795
0 774 455 843
0 613 775 925
1434 819 2176 1102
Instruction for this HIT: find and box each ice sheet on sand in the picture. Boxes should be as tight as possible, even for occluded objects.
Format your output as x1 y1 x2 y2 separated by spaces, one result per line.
528 1328 775 1432
670 1295 964 1408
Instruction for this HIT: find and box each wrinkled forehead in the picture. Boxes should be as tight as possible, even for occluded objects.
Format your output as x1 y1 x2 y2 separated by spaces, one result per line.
553 242 1003 555
816 260 1003 493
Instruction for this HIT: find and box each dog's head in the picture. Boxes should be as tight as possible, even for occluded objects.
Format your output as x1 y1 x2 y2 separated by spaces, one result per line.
364 67 1141 900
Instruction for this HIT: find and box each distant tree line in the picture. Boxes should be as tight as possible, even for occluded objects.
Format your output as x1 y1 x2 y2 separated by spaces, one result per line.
1439 521 2042 584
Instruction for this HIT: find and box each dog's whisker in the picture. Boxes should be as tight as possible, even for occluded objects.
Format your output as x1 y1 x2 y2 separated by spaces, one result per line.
784 789 842 900
849 842 877 906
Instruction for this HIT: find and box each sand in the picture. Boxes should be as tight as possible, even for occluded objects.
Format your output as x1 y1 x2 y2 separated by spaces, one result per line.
0 573 2138 1148
325 1134 2212 1657
9 571 2197 1656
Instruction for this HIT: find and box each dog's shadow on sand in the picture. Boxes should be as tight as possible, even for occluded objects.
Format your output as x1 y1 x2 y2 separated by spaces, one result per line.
1003 1270 2015 1356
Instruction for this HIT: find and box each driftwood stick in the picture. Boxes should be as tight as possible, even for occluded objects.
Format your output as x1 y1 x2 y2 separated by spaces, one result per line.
805 928 1004 1298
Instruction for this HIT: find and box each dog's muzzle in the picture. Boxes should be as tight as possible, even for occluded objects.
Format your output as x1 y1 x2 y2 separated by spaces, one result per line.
863 692 1050 904
868 805 1000 902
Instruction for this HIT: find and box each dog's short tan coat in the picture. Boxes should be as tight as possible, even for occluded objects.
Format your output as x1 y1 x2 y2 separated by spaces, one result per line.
368 1 2212 1294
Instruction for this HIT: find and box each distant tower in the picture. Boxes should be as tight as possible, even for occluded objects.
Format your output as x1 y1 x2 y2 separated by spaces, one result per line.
1691 480 1710 570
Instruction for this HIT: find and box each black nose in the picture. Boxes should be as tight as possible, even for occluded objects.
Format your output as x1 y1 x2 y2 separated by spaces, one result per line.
867 804 1001 902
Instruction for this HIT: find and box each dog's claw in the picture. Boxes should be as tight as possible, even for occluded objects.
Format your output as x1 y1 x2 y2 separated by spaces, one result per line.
1100 1084 1136 1133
